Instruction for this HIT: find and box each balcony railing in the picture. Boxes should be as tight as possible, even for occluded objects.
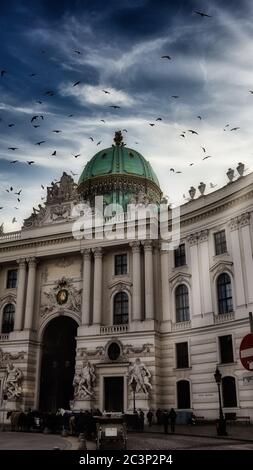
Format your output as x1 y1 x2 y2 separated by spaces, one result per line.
213 311 235 324
0 231 21 243
100 324 129 334
0 333 9 341
172 320 191 331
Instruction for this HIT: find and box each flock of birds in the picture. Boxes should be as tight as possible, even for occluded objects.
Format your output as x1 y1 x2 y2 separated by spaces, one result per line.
0 9 251 226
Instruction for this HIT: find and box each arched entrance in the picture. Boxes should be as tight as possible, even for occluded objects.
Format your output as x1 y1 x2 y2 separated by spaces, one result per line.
39 316 78 412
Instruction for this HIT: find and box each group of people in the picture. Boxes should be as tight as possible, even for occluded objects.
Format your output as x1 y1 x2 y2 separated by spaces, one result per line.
146 408 177 433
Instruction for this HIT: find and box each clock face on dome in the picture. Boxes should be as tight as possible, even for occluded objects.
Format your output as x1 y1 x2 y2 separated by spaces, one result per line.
56 288 68 305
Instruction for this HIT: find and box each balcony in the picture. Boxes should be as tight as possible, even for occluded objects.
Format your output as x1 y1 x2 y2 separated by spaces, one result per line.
213 311 235 324
0 333 9 341
100 324 129 335
172 320 191 331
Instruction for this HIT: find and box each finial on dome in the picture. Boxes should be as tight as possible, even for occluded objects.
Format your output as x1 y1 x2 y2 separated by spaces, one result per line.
114 130 124 146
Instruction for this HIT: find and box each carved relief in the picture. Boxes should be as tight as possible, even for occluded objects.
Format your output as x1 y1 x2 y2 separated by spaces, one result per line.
73 361 96 399
40 277 81 317
199 229 209 243
123 343 153 357
77 347 105 360
0 348 25 368
3 362 23 400
128 358 152 395
229 216 240 231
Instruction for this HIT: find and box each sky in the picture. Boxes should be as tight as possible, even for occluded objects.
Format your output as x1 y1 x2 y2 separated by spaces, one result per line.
0 0 253 232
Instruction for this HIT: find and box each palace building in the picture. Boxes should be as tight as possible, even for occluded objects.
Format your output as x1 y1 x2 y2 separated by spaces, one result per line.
0 131 253 420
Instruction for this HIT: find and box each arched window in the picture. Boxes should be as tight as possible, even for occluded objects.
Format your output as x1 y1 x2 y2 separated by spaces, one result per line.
217 273 233 314
222 376 237 407
2 303 15 333
113 292 128 325
177 380 191 409
175 284 190 322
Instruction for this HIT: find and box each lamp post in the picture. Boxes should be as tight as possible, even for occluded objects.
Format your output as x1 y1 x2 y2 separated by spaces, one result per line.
131 377 137 413
214 366 227 436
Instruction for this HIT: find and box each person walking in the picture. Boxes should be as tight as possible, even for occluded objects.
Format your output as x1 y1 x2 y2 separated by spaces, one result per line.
147 409 153 427
163 410 169 434
168 408 177 433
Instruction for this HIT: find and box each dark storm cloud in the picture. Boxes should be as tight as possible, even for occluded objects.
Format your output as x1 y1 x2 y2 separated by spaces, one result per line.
0 0 253 230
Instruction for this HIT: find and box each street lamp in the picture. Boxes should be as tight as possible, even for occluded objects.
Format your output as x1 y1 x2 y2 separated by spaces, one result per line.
214 366 227 436
131 377 137 413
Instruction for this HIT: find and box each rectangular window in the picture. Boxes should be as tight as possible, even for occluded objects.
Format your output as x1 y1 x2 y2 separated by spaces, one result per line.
219 335 234 363
214 230 227 255
6 270 18 289
174 244 186 267
115 254 127 275
176 342 189 368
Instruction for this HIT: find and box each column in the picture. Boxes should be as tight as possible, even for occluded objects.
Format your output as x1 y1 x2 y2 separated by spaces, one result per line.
229 217 245 306
199 230 213 314
130 241 142 321
240 213 253 304
24 257 37 330
143 240 154 320
14 258 27 331
81 249 91 325
92 248 103 324
188 233 201 315
160 246 170 321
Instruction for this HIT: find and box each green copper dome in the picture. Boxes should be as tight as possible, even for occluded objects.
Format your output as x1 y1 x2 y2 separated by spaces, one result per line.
78 131 162 209
78 145 160 187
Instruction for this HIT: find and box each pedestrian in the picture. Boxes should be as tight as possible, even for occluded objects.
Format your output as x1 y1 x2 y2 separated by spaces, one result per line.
163 410 169 434
139 409 144 432
168 408 177 433
147 409 153 427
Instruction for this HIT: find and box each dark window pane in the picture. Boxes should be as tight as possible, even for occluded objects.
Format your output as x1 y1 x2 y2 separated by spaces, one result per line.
219 335 234 363
217 273 233 314
115 254 127 275
2 303 15 333
113 292 128 324
6 270 18 289
176 342 189 368
175 284 190 322
222 377 237 407
177 380 191 409
214 230 227 255
174 244 186 267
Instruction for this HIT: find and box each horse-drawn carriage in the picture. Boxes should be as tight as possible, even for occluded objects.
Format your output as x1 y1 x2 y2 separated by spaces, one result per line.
95 414 127 450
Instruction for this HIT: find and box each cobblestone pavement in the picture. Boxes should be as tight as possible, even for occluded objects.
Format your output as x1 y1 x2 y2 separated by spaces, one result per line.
85 433 253 451
1 431 253 451
0 432 72 450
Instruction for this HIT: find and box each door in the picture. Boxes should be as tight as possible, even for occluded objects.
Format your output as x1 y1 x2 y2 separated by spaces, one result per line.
104 377 124 412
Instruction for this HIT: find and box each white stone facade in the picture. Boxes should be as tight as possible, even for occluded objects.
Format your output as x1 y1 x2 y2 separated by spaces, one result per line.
0 169 253 420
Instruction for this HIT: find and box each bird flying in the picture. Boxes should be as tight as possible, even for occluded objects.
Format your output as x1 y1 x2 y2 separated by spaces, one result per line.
27 161 35 165
52 151 56 156
35 141 46 145
188 129 199 135
8 147 18 150
109 105 121 109
230 127 240 131
73 81 81 87
161 55 171 60
194 10 212 17
102 90 110 94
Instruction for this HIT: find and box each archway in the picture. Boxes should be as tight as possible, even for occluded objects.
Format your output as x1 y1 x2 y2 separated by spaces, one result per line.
39 316 78 412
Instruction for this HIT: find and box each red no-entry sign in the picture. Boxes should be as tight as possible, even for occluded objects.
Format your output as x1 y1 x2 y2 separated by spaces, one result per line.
240 333 253 370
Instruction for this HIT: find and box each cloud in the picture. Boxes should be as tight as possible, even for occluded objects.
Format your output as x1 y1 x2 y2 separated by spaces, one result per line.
59 83 135 107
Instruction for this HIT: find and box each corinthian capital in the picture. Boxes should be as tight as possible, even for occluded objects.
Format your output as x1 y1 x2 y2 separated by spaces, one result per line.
81 248 91 259
199 229 209 243
187 233 198 246
239 212 250 227
229 216 240 231
130 241 141 253
142 240 153 251
26 257 37 267
93 247 103 258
